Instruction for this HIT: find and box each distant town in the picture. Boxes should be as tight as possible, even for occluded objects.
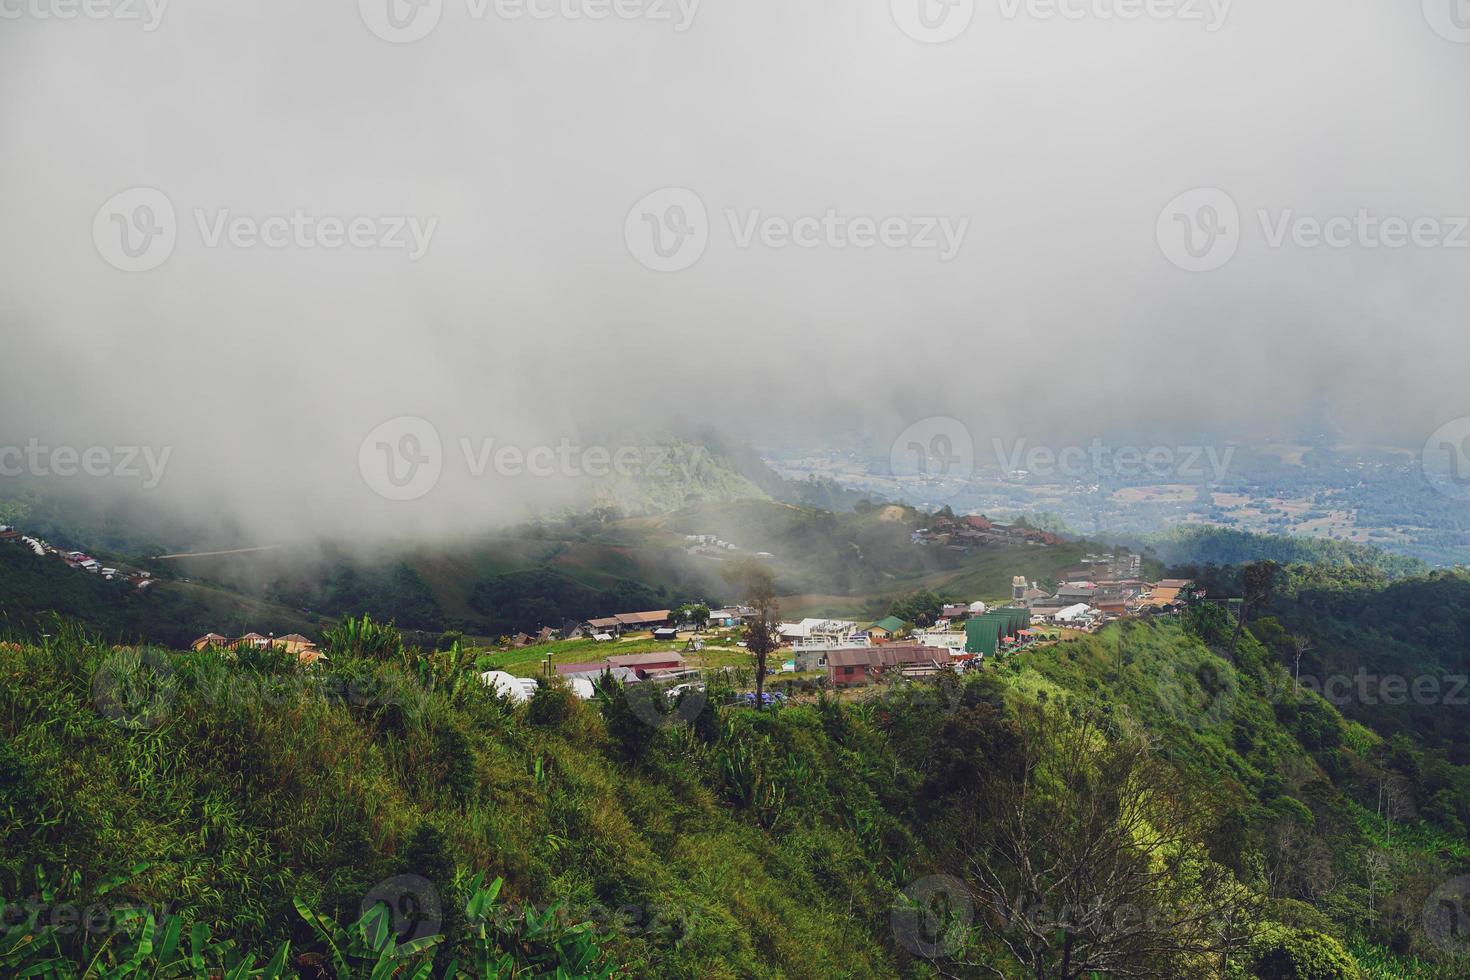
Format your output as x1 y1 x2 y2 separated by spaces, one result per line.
0 524 154 589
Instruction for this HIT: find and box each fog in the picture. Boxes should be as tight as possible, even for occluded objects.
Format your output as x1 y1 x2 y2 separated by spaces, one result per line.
3 0 1468 542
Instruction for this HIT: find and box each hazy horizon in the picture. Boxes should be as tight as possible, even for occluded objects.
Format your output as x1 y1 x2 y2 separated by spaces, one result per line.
4 1 1469 542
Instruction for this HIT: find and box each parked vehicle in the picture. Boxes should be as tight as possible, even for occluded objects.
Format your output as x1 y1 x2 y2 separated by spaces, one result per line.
735 691 785 708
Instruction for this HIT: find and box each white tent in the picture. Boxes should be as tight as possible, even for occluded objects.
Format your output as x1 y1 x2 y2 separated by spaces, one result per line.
568 678 596 700
479 671 539 703
1053 604 1095 623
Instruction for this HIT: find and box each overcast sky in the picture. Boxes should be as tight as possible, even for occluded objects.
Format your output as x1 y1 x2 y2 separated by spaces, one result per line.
2 1 1468 540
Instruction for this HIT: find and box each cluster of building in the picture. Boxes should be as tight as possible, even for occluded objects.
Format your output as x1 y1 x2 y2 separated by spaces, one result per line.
911 514 1066 551
827 644 957 687
1009 558 1196 632
190 631 323 664
552 650 694 685
682 533 776 561
684 534 739 554
812 607 1039 686
0 526 153 589
582 609 678 641
495 605 757 650
764 602 1036 686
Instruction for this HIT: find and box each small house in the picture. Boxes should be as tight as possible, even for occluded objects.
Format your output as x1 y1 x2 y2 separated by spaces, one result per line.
866 616 907 641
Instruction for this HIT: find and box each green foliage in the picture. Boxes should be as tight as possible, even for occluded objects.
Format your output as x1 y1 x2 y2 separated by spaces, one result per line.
885 589 942 627
526 678 576 729
1250 927 1363 980
322 613 405 661
7 613 1470 977
671 603 710 629
1184 596 1233 646
1151 525 1425 579
469 570 667 637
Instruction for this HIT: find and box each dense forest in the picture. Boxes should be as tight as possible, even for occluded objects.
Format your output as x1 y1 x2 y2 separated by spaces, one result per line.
1149 525 1428 579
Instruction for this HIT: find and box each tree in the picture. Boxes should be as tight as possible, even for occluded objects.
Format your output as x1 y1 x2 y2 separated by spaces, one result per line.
888 589 943 628
727 560 779 711
674 603 711 631
1183 599 1231 647
1291 634 1312 690
1231 560 1279 659
931 701 1256 978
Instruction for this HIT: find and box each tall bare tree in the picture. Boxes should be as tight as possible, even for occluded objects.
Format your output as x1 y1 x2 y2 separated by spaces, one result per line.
727 560 779 711
1291 634 1312 690
935 702 1256 978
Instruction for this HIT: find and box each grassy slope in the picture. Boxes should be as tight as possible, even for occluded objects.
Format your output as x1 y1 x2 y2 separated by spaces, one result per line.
4 615 1468 976
480 632 752 677
0 634 905 978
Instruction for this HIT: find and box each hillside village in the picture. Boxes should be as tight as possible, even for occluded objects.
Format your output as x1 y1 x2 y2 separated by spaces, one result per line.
130 509 1210 699
0 524 154 590
456 548 1201 698
3 501 1204 694
910 512 1067 550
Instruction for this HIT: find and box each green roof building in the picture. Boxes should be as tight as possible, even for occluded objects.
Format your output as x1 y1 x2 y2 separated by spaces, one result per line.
965 608 1032 656
965 616 1004 656
868 616 907 637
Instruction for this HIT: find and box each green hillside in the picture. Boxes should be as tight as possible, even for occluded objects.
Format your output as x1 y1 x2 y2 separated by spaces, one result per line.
0 543 327 648
32 500 1091 643
1149 525 1427 579
4 610 1468 977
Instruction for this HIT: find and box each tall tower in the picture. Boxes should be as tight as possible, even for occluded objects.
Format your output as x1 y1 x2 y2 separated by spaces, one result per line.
1012 576 1027 601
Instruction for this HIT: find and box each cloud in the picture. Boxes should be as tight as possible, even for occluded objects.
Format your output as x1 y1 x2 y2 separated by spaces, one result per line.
2 1 1467 541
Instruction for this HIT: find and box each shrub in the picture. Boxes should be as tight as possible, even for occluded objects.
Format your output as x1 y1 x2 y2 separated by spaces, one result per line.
528 678 577 729
1252 927 1362 980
